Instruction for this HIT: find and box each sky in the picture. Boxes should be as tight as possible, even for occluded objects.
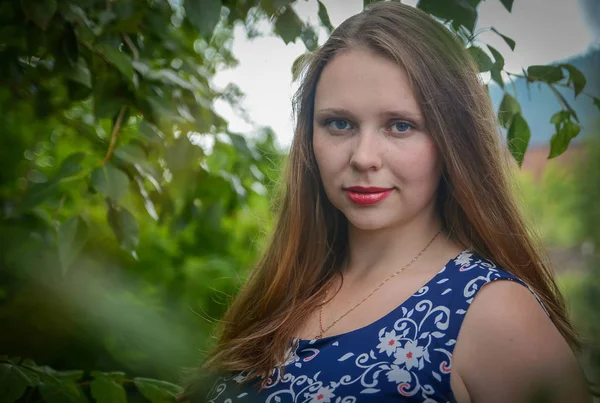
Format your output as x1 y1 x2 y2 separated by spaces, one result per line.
212 0 599 150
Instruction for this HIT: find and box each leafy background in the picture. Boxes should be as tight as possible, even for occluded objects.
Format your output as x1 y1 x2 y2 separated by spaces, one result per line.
1 0 599 401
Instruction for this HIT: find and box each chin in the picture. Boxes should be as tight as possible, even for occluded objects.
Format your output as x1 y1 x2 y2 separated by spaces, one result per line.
344 212 398 231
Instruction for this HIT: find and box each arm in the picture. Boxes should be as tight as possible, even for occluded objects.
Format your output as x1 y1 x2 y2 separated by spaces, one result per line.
452 280 590 403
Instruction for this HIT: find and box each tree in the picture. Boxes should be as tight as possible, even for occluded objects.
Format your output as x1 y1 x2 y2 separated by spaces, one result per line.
1 0 282 400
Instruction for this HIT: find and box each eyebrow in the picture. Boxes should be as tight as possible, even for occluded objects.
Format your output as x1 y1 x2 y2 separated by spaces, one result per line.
315 108 424 123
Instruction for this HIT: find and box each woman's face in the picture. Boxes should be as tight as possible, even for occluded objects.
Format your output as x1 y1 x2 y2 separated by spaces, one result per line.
312 47 442 231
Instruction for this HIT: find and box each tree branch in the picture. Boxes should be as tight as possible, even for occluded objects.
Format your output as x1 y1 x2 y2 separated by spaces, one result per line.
122 34 139 61
103 105 128 164
505 71 597 99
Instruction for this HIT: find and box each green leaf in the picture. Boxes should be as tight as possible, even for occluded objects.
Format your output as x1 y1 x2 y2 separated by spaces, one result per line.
133 174 159 220
59 23 78 67
594 97 600 112
56 153 85 180
138 121 164 145
507 114 530 167
134 377 182 403
550 110 570 126
229 133 254 159
91 371 126 382
184 0 222 39
259 0 290 16
497 93 520 128
549 120 581 159
490 67 504 88
560 64 586 97
491 27 515 50
67 81 93 101
549 85 579 122
0 362 39 403
19 359 37 369
274 6 303 44
115 146 162 198
527 65 564 83
107 205 139 252
20 181 60 211
467 46 493 72
114 144 147 166
364 0 384 7
273 0 294 8
260 0 294 17
147 69 195 91
69 58 92 89
499 0 513 12
317 0 334 32
487 45 504 69
300 27 318 51
146 93 176 121
38 368 84 383
132 60 151 77
165 135 203 173
417 0 477 33
39 383 89 403
21 0 57 30
98 10 117 25
112 10 144 34
91 377 126 403
60 4 92 28
92 81 124 120
96 44 134 81
35 368 87 403
91 163 130 203
57 216 88 276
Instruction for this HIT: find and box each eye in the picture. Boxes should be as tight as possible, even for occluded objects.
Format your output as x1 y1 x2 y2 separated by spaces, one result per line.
325 119 353 132
389 121 414 134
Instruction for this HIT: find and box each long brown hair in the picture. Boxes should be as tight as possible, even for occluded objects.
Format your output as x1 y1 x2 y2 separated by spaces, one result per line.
200 0 580 386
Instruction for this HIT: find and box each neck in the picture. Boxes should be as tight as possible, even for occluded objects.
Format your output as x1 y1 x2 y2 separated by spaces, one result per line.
344 209 444 281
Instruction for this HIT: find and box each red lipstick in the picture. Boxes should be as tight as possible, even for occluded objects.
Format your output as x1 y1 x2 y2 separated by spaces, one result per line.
343 186 393 205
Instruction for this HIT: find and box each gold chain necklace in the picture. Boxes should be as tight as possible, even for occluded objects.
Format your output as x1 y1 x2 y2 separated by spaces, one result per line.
316 231 441 340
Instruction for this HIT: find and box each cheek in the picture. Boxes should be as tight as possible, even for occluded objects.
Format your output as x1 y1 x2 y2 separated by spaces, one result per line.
312 131 324 165
312 133 326 177
420 142 442 179
391 139 441 182
312 130 342 181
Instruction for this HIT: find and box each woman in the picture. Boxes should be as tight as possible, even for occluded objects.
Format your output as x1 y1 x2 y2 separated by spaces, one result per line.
193 2 590 402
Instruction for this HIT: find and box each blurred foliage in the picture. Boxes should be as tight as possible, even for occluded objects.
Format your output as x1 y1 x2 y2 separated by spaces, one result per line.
0 357 182 403
0 0 285 401
515 130 600 392
568 134 600 392
515 138 600 388
517 165 584 248
0 0 598 401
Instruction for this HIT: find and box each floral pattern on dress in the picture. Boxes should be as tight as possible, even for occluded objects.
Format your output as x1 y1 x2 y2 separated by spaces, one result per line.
376 330 403 356
205 250 547 403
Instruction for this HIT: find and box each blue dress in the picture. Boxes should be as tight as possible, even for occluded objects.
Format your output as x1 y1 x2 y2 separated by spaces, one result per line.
205 250 548 403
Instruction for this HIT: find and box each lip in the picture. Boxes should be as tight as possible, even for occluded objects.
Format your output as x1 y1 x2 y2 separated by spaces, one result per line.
344 186 393 193
343 186 394 205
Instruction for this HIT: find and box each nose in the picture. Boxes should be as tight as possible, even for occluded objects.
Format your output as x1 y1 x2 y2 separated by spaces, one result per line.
349 129 383 171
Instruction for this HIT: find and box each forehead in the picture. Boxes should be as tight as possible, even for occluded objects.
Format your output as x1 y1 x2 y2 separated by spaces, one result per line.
314 48 421 116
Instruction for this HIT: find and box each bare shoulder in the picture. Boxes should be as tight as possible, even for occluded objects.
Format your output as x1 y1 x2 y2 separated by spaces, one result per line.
452 279 590 403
